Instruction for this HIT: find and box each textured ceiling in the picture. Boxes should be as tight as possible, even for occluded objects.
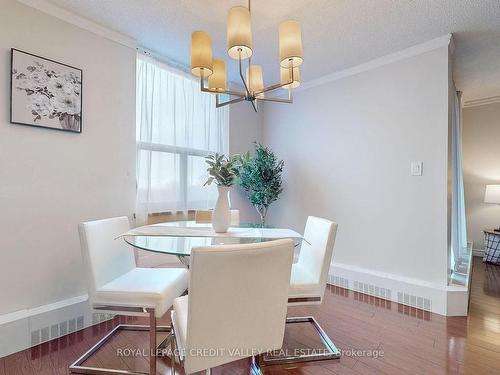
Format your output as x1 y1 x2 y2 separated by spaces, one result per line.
46 0 500 101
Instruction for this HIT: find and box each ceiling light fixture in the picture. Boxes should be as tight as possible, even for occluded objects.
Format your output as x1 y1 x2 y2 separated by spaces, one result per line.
190 0 303 112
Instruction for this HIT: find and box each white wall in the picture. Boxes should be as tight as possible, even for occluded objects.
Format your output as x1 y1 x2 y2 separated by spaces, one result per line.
463 102 500 251
229 103 263 223
263 46 451 286
0 0 136 317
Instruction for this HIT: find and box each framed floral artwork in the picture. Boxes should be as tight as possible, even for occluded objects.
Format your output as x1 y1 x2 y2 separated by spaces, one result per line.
10 48 82 133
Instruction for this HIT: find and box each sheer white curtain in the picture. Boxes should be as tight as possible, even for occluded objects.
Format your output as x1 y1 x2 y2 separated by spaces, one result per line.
136 54 229 225
450 90 467 272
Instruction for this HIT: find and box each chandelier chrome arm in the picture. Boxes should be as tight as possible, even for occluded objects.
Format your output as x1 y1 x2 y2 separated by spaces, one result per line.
257 87 293 104
249 97 257 112
199 74 246 97
238 49 251 95
254 63 295 96
216 95 245 108
198 51 296 111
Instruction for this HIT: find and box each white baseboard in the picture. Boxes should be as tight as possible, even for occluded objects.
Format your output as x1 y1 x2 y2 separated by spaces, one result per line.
472 249 485 257
328 262 469 316
0 294 112 358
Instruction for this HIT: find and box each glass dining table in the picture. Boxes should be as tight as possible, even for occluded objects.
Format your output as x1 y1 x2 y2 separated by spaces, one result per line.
123 220 303 267
122 221 337 365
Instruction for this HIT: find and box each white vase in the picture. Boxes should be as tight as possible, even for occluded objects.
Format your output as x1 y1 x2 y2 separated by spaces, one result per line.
212 186 231 233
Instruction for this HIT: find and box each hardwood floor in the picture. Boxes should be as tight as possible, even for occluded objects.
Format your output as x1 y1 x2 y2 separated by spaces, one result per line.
2 257 499 374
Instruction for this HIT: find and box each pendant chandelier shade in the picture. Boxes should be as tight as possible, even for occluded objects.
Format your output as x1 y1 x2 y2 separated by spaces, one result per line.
279 20 303 68
191 31 213 77
246 65 264 97
209 59 227 91
190 0 304 111
227 6 253 60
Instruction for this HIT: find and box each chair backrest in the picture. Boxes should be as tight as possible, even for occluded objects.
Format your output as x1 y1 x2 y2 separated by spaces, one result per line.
195 209 240 226
298 216 338 297
78 217 136 298
184 239 294 374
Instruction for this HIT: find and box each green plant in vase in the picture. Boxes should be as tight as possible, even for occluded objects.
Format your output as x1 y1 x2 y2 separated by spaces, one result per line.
237 143 284 225
204 153 241 187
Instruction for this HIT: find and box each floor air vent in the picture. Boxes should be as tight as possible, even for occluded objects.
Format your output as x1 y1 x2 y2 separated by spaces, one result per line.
353 280 392 300
329 275 349 288
31 314 86 346
397 292 431 311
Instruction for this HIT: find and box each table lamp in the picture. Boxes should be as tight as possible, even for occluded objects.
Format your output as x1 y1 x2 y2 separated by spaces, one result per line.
484 184 500 232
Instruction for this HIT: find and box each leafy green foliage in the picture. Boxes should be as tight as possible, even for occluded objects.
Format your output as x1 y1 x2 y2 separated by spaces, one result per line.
204 153 241 187
237 143 284 224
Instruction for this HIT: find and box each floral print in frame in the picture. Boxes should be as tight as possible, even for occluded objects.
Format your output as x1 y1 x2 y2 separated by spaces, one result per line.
10 49 82 133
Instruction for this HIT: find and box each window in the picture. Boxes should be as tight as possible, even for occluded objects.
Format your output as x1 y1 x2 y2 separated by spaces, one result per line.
136 54 229 223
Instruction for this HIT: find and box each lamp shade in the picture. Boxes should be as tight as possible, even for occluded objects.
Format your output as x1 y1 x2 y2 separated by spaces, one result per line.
246 65 264 96
191 31 213 77
280 66 300 89
227 6 253 60
484 185 500 204
208 59 227 91
279 20 303 68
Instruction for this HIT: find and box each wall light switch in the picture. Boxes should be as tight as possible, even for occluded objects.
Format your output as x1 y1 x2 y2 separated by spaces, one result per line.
411 161 423 176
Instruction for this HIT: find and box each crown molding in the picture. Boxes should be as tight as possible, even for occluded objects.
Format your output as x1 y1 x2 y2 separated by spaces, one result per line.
462 95 500 108
137 46 244 88
16 0 136 49
298 34 453 93
137 47 191 76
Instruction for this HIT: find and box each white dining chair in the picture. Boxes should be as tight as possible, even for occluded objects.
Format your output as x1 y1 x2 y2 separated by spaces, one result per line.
289 216 338 305
70 216 189 375
170 239 294 374
195 209 240 226
262 216 341 366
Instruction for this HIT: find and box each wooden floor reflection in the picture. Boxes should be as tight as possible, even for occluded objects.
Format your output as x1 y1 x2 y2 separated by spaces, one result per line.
1 256 499 374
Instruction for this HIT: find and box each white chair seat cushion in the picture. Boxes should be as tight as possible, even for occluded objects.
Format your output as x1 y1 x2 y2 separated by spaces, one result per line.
93 267 189 317
289 263 321 298
172 295 189 351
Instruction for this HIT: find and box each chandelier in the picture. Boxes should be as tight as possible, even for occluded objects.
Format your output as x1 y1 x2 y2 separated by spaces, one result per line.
190 0 303 111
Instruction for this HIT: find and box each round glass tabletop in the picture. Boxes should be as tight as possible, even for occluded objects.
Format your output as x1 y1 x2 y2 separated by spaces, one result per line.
124 221 302 257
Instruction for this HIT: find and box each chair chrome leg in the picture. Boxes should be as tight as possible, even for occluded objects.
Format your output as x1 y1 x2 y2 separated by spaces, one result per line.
69 306 172 375
157 333 173 353
148 308 156 375
171 329 176 375
259 316 340 366
251 356 262 375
